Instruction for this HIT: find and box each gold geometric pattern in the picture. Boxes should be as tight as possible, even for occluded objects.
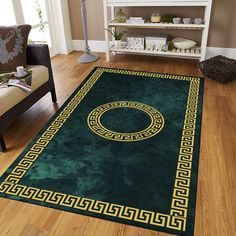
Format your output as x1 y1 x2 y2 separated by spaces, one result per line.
87 101 164 142
0 67 201 232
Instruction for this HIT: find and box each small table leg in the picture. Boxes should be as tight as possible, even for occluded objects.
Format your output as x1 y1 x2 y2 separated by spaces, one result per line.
0 136 6 152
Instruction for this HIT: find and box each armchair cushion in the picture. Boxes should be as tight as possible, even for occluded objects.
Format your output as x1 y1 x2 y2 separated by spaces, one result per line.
0 25 31 72
0 65 48 116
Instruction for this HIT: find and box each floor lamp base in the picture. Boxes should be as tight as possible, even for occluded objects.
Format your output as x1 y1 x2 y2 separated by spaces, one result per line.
77 52 99 64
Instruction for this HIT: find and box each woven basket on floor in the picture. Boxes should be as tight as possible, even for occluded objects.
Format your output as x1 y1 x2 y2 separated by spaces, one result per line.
199 55 236 83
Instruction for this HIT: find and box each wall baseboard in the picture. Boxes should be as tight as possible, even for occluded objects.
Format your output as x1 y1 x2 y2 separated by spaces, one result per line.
56 42 72 55
206 47 236 59
72 40 236 60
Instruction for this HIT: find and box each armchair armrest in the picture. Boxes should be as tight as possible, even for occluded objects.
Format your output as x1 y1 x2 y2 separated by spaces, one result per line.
26 44 54 85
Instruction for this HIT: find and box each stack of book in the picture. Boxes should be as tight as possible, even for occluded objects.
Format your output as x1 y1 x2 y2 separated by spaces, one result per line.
126 17 144 24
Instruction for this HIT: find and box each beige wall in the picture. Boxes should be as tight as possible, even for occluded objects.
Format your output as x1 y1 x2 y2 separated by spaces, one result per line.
68 0 104 41
68 0 236 48
208 0 236 48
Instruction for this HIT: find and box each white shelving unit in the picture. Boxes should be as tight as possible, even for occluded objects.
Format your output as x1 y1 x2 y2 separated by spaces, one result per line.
103 0 213 62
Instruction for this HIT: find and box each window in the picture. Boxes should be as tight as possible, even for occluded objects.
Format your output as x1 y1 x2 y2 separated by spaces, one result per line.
0 1 72 56
0 0 16 26
0 0 55 54
20 0 52 46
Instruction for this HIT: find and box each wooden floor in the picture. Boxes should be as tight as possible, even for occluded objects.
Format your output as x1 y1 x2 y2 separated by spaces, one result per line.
0 52 235 236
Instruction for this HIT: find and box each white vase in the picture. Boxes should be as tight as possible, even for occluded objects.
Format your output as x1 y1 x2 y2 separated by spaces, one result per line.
114 40 122 49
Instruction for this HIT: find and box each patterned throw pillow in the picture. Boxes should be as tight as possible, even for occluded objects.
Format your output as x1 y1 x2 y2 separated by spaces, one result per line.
0 24 31 72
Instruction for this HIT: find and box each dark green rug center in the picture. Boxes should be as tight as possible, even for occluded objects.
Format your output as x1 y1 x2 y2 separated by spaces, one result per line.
100 107 151 133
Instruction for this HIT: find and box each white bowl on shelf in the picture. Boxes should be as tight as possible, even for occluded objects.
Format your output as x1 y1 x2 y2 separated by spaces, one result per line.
183 18 191 24
194 18 203 24
172 37 197 50
173 18 181 24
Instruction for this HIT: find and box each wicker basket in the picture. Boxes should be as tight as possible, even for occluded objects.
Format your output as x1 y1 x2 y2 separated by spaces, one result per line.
199 55 236 83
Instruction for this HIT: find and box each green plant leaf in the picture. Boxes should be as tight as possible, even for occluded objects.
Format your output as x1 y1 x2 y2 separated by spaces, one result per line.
105 28 126 40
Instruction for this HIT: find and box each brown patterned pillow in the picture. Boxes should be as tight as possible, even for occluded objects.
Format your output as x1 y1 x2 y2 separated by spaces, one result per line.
0 24 31 72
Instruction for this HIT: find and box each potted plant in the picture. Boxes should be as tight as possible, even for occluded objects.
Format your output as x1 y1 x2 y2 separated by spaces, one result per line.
105 28 126 49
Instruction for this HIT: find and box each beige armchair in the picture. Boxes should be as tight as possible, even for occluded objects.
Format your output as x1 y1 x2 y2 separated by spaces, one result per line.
0 44 57 151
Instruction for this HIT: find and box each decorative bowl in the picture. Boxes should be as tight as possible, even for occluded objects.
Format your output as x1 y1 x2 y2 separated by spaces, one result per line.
183 18 191 24
173 18 181 24
172 37 197 50
194 18 203 24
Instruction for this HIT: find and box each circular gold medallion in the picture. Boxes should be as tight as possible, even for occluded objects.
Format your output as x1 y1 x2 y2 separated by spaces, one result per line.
87 101 164 142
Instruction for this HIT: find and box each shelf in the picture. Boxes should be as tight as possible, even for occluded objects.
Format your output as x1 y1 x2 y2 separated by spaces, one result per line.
104 0 213 61
109 22 205 30
110 45 202 59
106 1 209 7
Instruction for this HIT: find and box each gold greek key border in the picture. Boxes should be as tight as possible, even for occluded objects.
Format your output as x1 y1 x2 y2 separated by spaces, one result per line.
87 101 165 142
0 67 201 232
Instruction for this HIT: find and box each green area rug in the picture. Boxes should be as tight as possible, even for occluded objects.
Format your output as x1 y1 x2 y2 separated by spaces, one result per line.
0 67 204 236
